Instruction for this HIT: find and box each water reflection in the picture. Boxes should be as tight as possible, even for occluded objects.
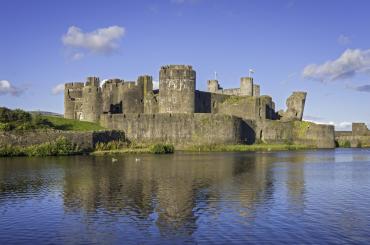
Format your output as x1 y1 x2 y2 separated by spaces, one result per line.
1 149 370 244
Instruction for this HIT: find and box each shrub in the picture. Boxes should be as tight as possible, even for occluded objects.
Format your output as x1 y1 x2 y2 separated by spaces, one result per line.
0 145 25 157
341 140 351 148
15 122 35 130
0 122 13 131
0 137 81 157
25 137 78 156
0 107 32 124
32 113 54 128
95 140 127 151
150 143 175 154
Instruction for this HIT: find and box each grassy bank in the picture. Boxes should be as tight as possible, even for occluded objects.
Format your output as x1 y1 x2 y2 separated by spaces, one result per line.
182 144 310 152
41 115 104 131
93 142 175 155
0 107 104 132
93 143 310 155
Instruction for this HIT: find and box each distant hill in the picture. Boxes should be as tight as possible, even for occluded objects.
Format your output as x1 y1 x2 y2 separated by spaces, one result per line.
29 111 63 117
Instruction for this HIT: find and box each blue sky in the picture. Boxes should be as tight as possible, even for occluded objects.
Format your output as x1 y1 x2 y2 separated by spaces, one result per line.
0 0 369 129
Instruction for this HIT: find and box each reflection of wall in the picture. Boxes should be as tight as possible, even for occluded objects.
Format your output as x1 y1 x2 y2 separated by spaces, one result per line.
56 153 276 235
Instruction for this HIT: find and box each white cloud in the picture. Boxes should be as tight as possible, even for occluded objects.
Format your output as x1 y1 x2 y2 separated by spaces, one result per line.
62 25 125 58
302 49 370 82
153 80 159 90
52 83 65 95
0 80 25 96
337 34 351 45
304 116 352 131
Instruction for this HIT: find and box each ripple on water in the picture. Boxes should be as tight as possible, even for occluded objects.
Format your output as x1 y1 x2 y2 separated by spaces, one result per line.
0 149 370 244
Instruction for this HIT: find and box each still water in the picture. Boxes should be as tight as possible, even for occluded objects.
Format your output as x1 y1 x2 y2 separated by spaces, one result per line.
0 149 370 244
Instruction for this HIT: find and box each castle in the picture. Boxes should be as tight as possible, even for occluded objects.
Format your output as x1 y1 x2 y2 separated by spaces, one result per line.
65 65 335 148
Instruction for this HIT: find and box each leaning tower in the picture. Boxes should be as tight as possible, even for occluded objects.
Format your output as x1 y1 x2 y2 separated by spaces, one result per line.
158 65 196 113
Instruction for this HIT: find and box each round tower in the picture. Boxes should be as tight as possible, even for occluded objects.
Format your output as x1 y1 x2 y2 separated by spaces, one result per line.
64 82 84 119
159 65 196 113
240 77 253 96
207 80 220 93
81 77 102 123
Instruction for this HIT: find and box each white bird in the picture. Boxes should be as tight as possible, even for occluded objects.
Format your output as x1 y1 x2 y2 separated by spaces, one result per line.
135 158 141 162
112 158 118 163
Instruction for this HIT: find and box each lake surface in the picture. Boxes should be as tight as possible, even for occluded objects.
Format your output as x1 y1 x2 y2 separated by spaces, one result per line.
0 149 370 244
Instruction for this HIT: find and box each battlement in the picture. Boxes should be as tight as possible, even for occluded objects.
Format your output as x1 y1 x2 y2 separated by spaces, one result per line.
102 79 124 89
85 77 100 87
65 82 84 89
160 65 196 79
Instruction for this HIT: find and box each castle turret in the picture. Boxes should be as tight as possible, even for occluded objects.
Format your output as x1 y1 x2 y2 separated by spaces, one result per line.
159 65 196 113
253 84 260 97
138 75 153 97
207 80 220 93
102 79 123 113
64 82 84 119
81 77 102 123
240 77 253 96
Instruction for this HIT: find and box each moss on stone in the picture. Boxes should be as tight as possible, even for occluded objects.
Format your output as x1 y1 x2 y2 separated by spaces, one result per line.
293 121 312 138
222 96 245 105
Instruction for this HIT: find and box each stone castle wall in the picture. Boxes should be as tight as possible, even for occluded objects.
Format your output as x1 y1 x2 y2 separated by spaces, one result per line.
100 113 246 146
335 123 370 147
253 120 335 148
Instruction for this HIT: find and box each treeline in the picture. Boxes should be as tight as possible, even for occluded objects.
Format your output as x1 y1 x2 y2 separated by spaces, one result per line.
0 107 53 131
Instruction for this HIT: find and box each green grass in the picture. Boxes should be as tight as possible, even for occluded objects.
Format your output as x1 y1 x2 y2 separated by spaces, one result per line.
92 143 175 155
183 144 310 152
41 115 105 131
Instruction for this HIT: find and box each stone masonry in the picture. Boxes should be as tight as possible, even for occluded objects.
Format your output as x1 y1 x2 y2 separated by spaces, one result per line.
65 65 335 148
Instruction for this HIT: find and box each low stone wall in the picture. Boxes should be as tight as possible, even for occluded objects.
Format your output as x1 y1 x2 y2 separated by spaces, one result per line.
335 134 370 147
0 130 124 151
253 120 335 148
100 113 246 146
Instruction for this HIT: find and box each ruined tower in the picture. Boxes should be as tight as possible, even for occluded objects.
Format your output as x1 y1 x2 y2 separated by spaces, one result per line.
64 82 84 119
81 77 102 123
240 77 253 96
159 65 196 113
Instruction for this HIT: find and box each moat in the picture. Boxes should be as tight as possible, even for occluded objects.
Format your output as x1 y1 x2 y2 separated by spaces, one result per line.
1 149 370 244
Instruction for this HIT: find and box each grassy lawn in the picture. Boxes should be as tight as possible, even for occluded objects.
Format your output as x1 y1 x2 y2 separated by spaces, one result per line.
41 115 105 131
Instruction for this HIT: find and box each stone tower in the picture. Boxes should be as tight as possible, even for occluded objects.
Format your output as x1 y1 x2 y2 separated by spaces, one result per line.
253 84 260 97
159 65 196 113
81 77 102 123
240 77 253 96
137 75 153 97
64 82 84 119
102 79 123 114
207 80 220 93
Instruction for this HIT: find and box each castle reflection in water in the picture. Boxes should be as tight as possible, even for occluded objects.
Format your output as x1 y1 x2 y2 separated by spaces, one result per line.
0 153 307 237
